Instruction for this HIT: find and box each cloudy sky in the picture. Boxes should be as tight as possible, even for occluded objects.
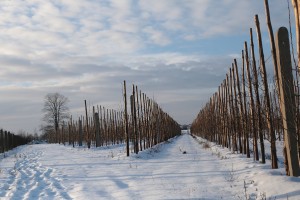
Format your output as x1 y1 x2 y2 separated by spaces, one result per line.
0 0 293 134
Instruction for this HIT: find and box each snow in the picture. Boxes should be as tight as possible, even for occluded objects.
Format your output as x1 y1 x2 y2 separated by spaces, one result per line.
0 133 299 199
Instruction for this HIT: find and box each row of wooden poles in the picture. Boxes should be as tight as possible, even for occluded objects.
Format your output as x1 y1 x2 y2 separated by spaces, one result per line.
191 1 300 177
0 129 30 154
123 81 181 155
48 81 181 156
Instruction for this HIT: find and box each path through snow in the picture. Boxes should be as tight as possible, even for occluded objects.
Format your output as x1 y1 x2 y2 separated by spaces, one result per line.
0 134 299 199
0 146 71 199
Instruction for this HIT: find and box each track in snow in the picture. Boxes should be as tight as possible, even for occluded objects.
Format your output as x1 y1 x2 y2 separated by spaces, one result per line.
0 134 258 199
0 147 71 200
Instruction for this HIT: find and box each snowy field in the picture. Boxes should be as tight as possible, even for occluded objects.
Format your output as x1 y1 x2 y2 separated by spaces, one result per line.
0 133 299 200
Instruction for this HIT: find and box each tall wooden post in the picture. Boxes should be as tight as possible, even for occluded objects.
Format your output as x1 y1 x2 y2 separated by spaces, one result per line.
84 100 91 148
99 106 104 146
139 90 144 151
229 68 237 152
232 64 242 153
245 41 259 161
142 93 147 149
62 121 65 145
224 79 230 148
276 27 300 176
225 76 231 149
234 59 244 154
250 28 265 163
291 0 300 71
4 131 8 151
242 50 250 158
255 14 278 168
94 112 101 147
0 130 3 153
223 80 229 148
123 80 130 156
78 118 83 146
130 92 138 154
68 117 72 145
264 0 280 93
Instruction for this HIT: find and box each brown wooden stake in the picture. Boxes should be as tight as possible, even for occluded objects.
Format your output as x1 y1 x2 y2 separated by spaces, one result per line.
250 28 265 163
225 76 231 149
264 0 281 93
291 0 300 71
242 50 250 158
232 64 242 153
78 118 83 146
245 41 259 161
94 112 101 147
229 68 238 151
84 100 91 148
133 85 138 153
234 59 244 154
222 81 229 148
123 80 130 156
99 106 104 146
139 90 144 150
255 14 277 167
142 93 147 150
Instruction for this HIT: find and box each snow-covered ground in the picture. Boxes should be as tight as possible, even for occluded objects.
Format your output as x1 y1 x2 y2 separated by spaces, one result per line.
0 134 299 200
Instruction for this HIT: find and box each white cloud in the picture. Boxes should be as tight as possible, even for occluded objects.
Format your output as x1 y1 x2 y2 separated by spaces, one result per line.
0 0 292 133
143 26 171 46
138 0 182 21
110 0 132 19
183 34 197 41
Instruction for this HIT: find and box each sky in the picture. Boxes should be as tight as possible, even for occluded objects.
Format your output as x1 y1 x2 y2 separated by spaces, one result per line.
0 0 294 134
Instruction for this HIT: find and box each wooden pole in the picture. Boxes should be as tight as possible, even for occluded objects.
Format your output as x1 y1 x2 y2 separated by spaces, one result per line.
123 80 130 156
78 118 83 146
242 50 250 158
264 0 280 93
250 28 265 163
234 59 244 154
229 68 237 151
255 14 278 168
232 64 242 153
245 41 259 161
84 100 91 148
94 112 101 147
276 27 300 176
225 76 231 149
291 0 300 71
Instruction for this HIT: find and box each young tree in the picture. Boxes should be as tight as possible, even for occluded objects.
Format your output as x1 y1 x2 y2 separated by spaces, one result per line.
42 93 70 143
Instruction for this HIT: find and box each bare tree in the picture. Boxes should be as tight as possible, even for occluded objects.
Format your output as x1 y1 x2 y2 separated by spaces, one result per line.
42 93 70 143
